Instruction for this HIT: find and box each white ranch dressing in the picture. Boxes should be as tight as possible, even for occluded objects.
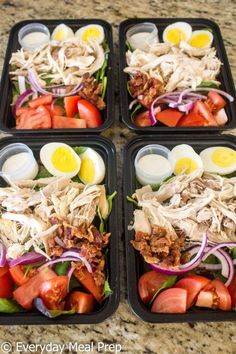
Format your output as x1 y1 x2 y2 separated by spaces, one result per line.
21 32 49 49
138 154 171 177
2 152 39 180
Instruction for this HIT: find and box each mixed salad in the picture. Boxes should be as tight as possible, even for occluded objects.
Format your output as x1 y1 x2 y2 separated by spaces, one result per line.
129 143 236 313
0 142 116 317
125 21 234 127
10 23 109 129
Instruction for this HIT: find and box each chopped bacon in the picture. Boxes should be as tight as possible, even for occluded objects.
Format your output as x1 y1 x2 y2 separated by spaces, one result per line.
79 74 106 110
128 72 165 108
131 225 185 267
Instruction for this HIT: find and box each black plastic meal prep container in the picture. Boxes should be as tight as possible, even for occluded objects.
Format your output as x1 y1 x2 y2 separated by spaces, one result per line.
123 134 236 323
0 19 114 135
119 18 236 133
0 135 119 325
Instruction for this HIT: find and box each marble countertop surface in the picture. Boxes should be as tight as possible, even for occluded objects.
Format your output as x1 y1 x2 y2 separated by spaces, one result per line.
0 0 236 353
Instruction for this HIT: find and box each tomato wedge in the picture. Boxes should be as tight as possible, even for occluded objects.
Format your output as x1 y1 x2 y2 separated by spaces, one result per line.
39 276 68 310
66 291 94 313
73 268 103 302
155 109 184 127
205 91 226 113
16 105 52 129
9 265 30 286
151 288 187 314
138 271 170 304
64 96 81 117
13 267 56 309
45 104 64 117
178 111 209 127
0 267 14 299
28 95 53 108
77 99 102 128
133 110 152 127
52 115 86 129
196 279 231 311
228 276 236 308
175 275 210 309
192 100 218 126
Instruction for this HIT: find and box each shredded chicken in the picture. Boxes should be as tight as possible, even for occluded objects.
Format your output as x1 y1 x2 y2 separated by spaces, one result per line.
0 177 111 286
10 38 105 86
131 172 236 266
125 44 221 104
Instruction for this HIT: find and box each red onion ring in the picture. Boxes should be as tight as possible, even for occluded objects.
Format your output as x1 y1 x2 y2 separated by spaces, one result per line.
0 243 7 267
28 69 83 97
9 251 45 267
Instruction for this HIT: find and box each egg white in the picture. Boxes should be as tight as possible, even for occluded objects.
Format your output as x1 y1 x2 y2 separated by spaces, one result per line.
168 144 203 175
163 22 192 45
200 147 236 175
51 24 74 41
75 24 104 44
79 148 105 184
40 143 81 178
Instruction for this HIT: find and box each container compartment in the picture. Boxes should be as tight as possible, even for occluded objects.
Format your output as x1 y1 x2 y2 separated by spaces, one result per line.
119 18 236 133
123 134 236 323
0 135 119 325
0 19 114 134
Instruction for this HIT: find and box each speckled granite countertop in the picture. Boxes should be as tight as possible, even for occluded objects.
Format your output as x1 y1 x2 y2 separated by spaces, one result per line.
0 1 236 353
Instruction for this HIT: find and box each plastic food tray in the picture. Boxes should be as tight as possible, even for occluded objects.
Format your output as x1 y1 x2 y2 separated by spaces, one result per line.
123 134 236 323
119 18 236 133
0 135 119 325
0 19 114 134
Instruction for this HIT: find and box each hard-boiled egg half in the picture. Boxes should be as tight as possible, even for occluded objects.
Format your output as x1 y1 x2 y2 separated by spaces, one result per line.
51 24 74 41
40 143 81 178
75 24 104 44
168 144 203 175
188 30 213 49
200 146 236 175
78 148 105 184
163 22 192 46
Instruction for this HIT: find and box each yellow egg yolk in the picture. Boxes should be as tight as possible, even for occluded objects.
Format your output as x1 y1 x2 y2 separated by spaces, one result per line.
51 147 78 172
175 158 198 175
82 28 101 43
167 28 187 45
189 33 211 48
212 148 236 168
79 158 95 183
53 29 65 41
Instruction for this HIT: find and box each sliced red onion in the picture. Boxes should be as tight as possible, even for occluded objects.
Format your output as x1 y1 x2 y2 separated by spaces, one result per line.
62 250 92 273
178 88 234 103
9 251 46 267
180 233 207 269
38 257 80 271
67 266 75 291
178 101 194 113
0 243 7 267
189 245 234 287
18 76 26 95
149 105 161 125
151 233 207 275
13 89 35 116
202 242 236 252
28 69 83 97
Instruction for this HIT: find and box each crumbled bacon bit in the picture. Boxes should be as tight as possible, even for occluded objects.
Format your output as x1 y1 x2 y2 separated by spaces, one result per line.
128 72 165 108
131 225 185 267
79 74 106 110
49 218 110 287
